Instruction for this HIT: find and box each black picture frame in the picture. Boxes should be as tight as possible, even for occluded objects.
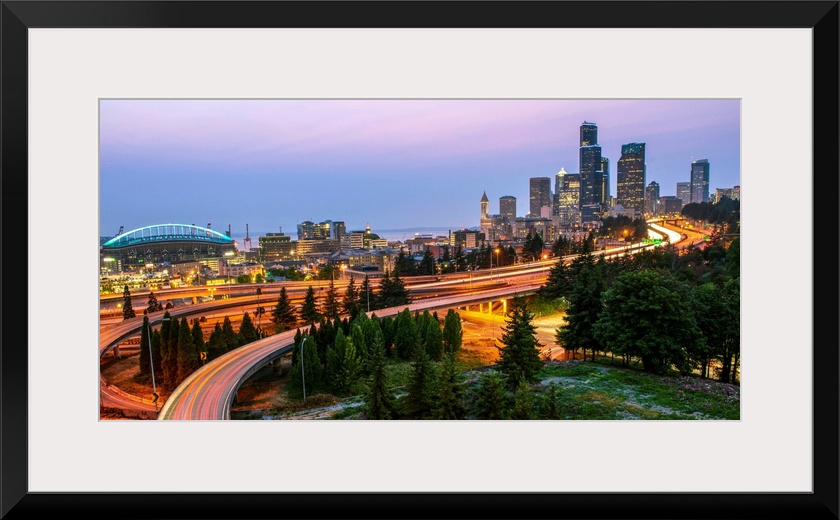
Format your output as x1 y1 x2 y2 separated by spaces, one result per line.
2 2 837 519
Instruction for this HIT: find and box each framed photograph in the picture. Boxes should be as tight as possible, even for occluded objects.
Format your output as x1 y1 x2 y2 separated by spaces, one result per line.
3 1 837 518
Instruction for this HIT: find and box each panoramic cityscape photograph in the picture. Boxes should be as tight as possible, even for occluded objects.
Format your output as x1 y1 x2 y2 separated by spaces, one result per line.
99 98 741 421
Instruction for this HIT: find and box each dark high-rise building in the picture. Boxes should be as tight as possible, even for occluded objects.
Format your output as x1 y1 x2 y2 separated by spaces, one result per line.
480 191 489 219
690 159 710 203
600 157 610 206
529 177 552 217
677 182 691 206
616 142 646 215
660 196 684 215
499 196 516 223
645 181 660 214
580 121 598 146
578 122 602 207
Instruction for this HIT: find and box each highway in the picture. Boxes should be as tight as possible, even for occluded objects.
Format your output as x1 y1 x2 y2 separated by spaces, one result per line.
158 281 545 420
101 220 697 417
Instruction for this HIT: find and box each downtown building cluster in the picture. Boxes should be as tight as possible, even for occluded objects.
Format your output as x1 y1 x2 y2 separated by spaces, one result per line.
479 121 739 245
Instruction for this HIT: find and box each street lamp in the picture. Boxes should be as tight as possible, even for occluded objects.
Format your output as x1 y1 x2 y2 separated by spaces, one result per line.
147 316 170 411
300 336 310 403
493 248 500 279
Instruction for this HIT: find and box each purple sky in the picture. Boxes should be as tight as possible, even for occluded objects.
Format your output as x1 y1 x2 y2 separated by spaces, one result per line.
100 99 740 239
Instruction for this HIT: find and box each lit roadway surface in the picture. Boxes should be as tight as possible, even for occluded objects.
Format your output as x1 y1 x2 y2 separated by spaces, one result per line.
158 282 545 420
102 222 691 416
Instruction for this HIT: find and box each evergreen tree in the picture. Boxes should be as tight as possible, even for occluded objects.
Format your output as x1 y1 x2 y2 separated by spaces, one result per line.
146 291 163 314
272 287 298 332
454 247 467 272
156 311 172 382
206 323 225 361
556 253 603 361
151 330 163 382
291 329 302 366
473 371 508 419
522 233 535 262
288 333 322 399
177 316 199 383
394 250 416 277
419 247 437 275
326 329 362 396
379 315 395 355
424 315 444 361
416 310 433 351
301 285 320 325
511 377 536 419
539 258 573 300
139 315 151 377
238 312 259 344
364 329 397 419
359 275 375 312
436 353 465 419
350 324 368 373
162 315 181 392
322 278 340 319
440 245 453 274
543 383 560 420
313 320 330 367
393 308 418 359
191 318 205 364
341 275 360 316
221 315 239 352
495 295 544 388
531 231 545 260
442 309 463 355
122 285 136 319
362 317 383 369
402 347 437 419
378 271 410 309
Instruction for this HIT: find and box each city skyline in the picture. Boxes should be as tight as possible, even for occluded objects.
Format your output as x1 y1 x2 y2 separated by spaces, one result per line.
100 99 740 237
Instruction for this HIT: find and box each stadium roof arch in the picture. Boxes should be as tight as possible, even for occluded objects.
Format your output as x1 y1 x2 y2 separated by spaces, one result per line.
102 224 235 249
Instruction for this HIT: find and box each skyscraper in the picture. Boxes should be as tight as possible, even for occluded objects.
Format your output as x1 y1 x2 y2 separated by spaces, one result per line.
616 142 646 215
555 169 581 228
690 159 710 203
529 177 551 217
677 182 691 206
499 195 516 223
645 181 660 215
580 121 597 147
599 157 610 207
480 191 489 219
578 121 602 207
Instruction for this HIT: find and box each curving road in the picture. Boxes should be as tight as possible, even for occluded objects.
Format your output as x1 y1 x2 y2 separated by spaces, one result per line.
103 223 697 417
158 282 546 420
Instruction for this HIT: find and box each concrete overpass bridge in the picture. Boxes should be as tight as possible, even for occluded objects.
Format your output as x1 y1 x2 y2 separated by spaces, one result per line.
101 229 684 416
157 281 545 420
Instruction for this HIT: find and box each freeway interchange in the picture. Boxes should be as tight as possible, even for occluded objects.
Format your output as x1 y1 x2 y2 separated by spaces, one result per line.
101 220 691 420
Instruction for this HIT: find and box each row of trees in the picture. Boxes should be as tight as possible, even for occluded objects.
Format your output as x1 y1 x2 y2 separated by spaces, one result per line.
271 273 412 333
120 286 181 321
138 310 262 393
285 308 464 401
359 295 549 419
543 235 740 382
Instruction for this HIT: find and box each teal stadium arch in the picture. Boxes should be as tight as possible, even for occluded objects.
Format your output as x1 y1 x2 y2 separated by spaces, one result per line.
101 223 237 264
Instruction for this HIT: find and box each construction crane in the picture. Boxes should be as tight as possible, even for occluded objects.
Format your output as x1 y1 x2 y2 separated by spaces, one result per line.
244 223 252 251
